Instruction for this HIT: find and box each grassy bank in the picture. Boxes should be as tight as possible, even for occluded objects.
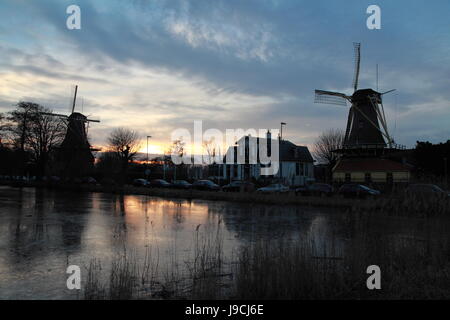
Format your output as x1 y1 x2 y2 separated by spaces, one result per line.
2 180 449 216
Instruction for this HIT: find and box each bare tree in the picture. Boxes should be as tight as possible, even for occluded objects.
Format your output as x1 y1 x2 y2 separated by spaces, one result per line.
108 127 141 164
0 113 7 146
169 139 185 180
203 137 217 165
170 139 185 159
7 102 66 176
313 128 345 168
7 102 41 151
107 127 141 183
27 111 66 175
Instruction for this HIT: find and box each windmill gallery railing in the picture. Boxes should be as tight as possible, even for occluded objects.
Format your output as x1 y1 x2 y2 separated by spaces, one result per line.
337 143 407 152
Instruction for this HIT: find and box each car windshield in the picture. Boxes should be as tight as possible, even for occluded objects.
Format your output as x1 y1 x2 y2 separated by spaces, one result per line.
359 185 371 191
432 185 444 192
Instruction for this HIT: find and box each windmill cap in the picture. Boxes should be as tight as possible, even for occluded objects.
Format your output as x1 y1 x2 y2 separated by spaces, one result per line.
69 112 87 120
353 88 381 96
352 89 382 101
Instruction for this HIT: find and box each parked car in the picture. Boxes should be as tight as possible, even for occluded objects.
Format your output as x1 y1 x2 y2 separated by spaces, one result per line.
50 176 61 182
133 178 149 187
149 179 172 188
338 184 380 198
82 177 97 184
192 180 221 191
295 183 334 197
405 184 450 198
101 178 116 186
172 180 192 189
257 183 289 194
222 181 255 192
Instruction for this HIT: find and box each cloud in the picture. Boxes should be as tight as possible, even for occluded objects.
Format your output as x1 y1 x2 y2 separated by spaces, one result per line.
0 0 449 150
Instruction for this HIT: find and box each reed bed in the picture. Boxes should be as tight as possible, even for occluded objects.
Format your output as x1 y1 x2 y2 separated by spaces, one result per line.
81 210 450 300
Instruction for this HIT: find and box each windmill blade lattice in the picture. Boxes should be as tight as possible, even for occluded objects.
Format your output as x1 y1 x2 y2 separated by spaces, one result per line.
352 42 361 91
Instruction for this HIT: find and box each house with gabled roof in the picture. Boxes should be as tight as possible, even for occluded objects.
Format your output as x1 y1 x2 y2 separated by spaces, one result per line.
220 131 314 186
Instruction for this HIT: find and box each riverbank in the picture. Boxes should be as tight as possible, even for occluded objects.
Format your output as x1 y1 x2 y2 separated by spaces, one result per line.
0 180 371 209
1 180 449 216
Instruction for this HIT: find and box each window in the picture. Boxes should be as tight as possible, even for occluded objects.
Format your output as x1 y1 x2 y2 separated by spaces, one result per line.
387 172 393 184
296 163 300 176
365 172 371 183
345 173 351 182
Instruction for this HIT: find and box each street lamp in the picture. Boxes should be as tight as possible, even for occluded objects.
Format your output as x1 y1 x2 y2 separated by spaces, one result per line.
146 135 152 179
279 122 286 182
445 157 448 187
146 135 152 165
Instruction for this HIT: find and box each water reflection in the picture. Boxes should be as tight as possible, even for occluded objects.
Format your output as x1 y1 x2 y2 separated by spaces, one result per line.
0 186 437 299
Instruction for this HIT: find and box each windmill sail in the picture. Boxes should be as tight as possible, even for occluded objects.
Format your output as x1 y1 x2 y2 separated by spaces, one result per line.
314 90 350 106
352 43 361 91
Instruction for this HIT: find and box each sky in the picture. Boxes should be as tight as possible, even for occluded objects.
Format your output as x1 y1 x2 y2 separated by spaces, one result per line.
0 0 449 155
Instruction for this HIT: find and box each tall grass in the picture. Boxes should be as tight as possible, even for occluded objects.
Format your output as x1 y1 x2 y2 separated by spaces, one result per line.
185 221 226 299
82 208 450 300
82 221 228 299
232 213 450 299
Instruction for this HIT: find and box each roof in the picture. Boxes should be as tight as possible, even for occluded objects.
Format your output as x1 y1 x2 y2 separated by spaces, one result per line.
224 135 314 163
279 140 314 162
333 158 411 172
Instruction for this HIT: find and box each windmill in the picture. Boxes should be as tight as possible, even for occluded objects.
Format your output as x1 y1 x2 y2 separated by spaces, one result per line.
314 43 397 151
43 85 100 177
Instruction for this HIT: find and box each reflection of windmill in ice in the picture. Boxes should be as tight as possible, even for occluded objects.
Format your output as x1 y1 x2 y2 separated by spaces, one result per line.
314 43 399 153
44 85 100 177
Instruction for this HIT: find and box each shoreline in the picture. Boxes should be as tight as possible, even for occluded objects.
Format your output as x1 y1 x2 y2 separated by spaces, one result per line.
0 180 388 211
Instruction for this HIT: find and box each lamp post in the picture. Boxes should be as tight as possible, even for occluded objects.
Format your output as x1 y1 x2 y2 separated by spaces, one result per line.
445 157 448 187
279 122 286 181
146 136 152 163
146 135 151 179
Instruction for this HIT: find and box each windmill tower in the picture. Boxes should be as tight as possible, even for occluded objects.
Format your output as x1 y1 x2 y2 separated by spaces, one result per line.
44 85 100 177
314 43 398 156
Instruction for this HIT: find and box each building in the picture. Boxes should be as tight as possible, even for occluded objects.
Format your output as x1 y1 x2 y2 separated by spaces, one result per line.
333 158 410 184
220 132 314 186
56 112 95 178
